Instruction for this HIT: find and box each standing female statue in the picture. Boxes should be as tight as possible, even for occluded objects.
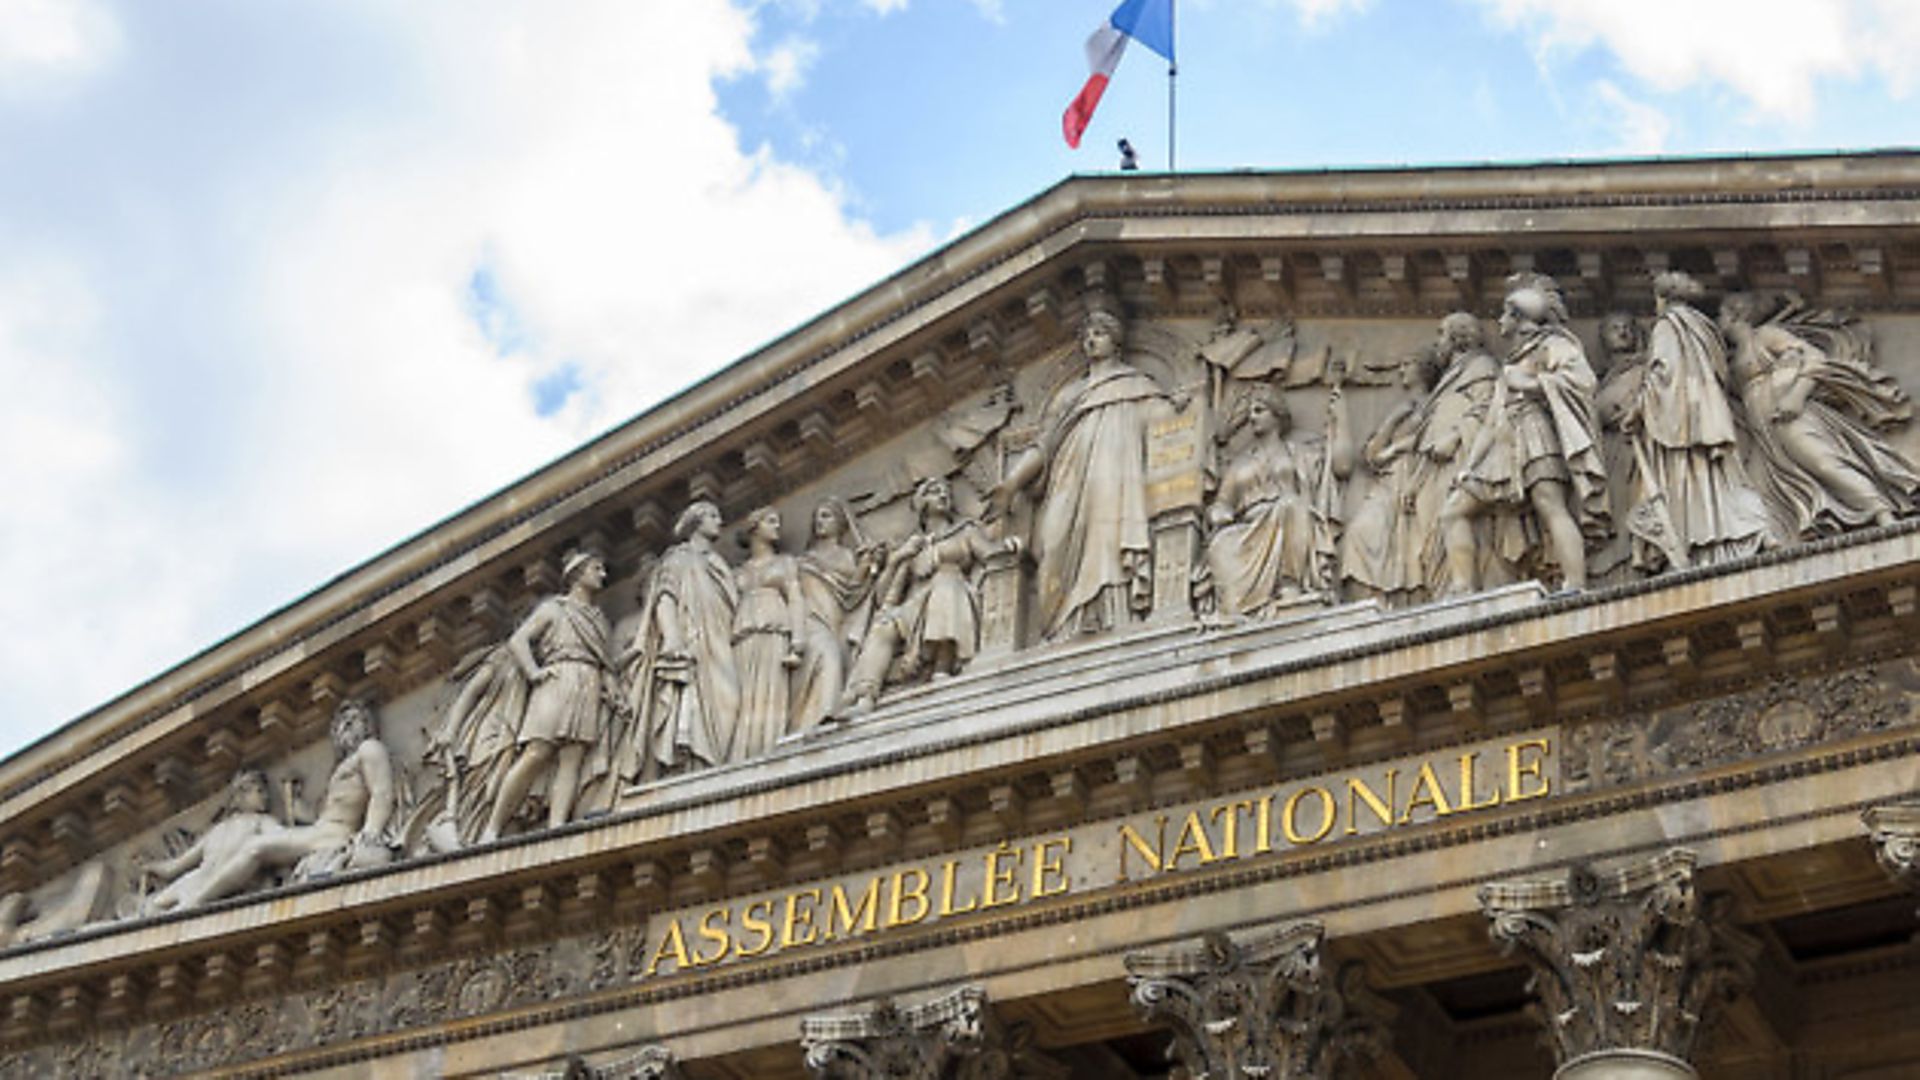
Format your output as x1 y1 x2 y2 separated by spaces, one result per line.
1613 272 1770 571
1342 313 1499 603
839 478 1018 715
991 307 1172 640
732 506 805 760
1720 292 1920 537
792 498 880 734
1196 381 1352 619
624 501 741 781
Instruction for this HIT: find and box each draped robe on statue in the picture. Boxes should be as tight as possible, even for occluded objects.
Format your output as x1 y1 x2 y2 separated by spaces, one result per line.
1457 329 1611 571
1031 359 1169 639
1733 319 1920 537
1342 351 1498 599
621 542 740 780
1627 303 1770 569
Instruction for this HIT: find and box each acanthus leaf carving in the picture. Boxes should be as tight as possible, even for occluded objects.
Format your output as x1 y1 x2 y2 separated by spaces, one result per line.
1123 920 1393 1080
1478 848 1758 1072
800 985 1066 1080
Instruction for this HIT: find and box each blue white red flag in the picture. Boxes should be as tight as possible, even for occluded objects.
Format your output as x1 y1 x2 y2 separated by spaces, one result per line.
1062 0 1175 149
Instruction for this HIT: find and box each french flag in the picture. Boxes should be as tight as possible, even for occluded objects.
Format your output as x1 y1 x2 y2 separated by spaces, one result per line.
1063 0 1174 149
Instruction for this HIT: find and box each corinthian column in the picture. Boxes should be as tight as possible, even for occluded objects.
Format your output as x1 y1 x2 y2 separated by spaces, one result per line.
800 985 1066 1080
1478 849 1758 1080
1123 920 1394 1080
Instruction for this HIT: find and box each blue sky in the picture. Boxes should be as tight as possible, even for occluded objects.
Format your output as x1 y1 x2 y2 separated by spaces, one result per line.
0 0 1915 758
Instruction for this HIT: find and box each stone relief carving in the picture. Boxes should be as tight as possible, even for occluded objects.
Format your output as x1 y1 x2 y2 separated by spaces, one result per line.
1124 920 1393 1080
1342 312 1501 603
1479 849 1759 1078
0 860 110 948
1721 292 1920 537
990 306 1178 641
838 478 1019 716
1614 272 1773 572
793 497 883 734
800 985 1066 1080
1563 663 1920 794
40 276 1920 921
625 501 742 782
1441 272 1611 594
1195 378 1351 617
131 699 399 912
733 506 808 760
0 925 655 1077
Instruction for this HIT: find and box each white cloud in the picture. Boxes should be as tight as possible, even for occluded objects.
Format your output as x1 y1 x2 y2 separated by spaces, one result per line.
0 0 936 753
761 34 821 98
1591 78 1671 154
1283 0 1371 29
861 0 909 13
1475 0 1920 121
0 0 119 96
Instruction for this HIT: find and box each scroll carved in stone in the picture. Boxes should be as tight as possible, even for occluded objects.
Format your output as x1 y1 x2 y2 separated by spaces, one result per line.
800 985 1066 1080
1442 272 1610 594
547 1045 683 1080
838 478 1019 716
1124 921 1393 1080
1863 801 1920 903
1479 849 1758 1077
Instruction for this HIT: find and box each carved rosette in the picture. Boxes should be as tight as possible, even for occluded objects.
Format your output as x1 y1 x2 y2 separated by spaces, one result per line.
800 985 1066 1080
1478 849 1759 1078
1863 801 1920 898
1123 920 1394 1080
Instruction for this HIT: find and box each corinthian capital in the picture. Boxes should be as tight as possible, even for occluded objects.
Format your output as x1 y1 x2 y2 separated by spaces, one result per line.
1123 920 1393 1080
1863 801 1920 894
1479 849 1758 1078
800 985 1065 1080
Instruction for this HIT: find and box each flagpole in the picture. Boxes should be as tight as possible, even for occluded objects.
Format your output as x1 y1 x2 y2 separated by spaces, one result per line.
1167 0 1176 170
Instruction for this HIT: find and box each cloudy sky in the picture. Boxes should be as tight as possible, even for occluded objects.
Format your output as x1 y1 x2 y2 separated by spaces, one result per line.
1 0 1916 758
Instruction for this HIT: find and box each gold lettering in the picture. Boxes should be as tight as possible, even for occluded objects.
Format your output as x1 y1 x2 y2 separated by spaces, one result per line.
1282 786 1337 845
1400 761 1456 823
1167 810 1220 869
938 858 979 917
781 888 822 948
1344 770 1397 836
1118 816 1168 880
734 899 775 958
886 868 931 927
1507 739 1552 802
983 843 1022 908
1032 836 1073 898
1210 800 1254 859
824 877 882 941
1458 752 1502 812
693 907 731 966
1254 794 1274 854
644 917 694 977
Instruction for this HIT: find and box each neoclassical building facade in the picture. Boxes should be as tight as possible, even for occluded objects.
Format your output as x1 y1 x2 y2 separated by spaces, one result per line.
7 153 1920 1078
